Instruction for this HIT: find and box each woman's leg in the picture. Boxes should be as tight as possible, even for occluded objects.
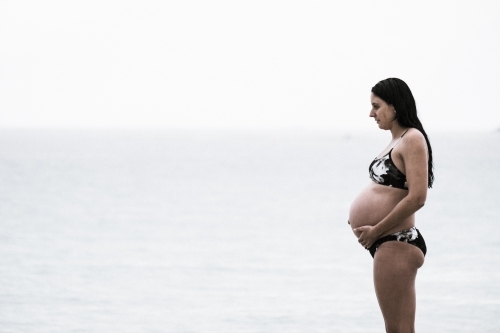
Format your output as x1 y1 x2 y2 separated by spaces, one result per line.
373 241 425 333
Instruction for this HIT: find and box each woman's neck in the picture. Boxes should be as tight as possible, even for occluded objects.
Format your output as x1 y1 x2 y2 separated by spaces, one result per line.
389 123 408 139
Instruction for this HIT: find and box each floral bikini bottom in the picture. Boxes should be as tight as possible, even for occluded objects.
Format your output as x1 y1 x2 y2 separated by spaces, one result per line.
368 227 427 258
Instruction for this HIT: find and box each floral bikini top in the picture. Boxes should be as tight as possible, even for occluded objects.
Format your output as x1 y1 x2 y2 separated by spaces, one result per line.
369 130 409 190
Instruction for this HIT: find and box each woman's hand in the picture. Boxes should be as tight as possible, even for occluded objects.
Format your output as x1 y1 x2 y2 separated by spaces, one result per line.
354 225 380 249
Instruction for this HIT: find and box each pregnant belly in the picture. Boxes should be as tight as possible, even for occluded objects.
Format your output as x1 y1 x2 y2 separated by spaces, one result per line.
349 183 411 235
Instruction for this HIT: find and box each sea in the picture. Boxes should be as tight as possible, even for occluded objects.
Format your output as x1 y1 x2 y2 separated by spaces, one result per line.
0 128 499 333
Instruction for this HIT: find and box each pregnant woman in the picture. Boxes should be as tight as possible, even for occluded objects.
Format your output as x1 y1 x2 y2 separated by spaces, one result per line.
349 78 434 333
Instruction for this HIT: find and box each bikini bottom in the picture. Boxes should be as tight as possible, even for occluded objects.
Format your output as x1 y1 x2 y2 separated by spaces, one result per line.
368 227 427 258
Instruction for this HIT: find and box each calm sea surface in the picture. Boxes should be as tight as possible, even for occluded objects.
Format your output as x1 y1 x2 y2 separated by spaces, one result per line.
0 129 499 333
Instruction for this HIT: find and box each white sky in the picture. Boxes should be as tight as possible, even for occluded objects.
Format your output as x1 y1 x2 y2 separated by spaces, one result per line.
1 1 499 131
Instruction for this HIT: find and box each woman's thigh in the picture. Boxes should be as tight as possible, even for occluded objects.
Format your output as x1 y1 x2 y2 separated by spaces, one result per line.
373 241 425 332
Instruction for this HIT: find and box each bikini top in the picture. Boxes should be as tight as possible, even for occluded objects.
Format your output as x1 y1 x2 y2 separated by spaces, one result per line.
369 130 409 190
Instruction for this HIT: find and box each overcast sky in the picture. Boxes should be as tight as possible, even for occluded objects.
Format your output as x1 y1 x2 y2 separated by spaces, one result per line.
1 1 499 131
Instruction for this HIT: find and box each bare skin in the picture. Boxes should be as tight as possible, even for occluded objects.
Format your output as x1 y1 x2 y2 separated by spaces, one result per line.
348 93 428 332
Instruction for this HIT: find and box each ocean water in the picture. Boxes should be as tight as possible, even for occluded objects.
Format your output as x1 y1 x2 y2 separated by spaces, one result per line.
0 129 499 333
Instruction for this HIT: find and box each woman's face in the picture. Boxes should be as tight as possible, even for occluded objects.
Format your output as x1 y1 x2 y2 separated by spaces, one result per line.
369 93 397 130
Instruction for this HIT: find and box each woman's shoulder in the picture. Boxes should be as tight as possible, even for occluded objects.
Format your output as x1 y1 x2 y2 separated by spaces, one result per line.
401 128 427 152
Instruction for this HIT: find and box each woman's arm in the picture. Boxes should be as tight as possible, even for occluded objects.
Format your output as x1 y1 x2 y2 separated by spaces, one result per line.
356 130 428 248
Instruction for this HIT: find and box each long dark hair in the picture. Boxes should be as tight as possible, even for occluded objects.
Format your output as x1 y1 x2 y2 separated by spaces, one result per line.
371 78 434 188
